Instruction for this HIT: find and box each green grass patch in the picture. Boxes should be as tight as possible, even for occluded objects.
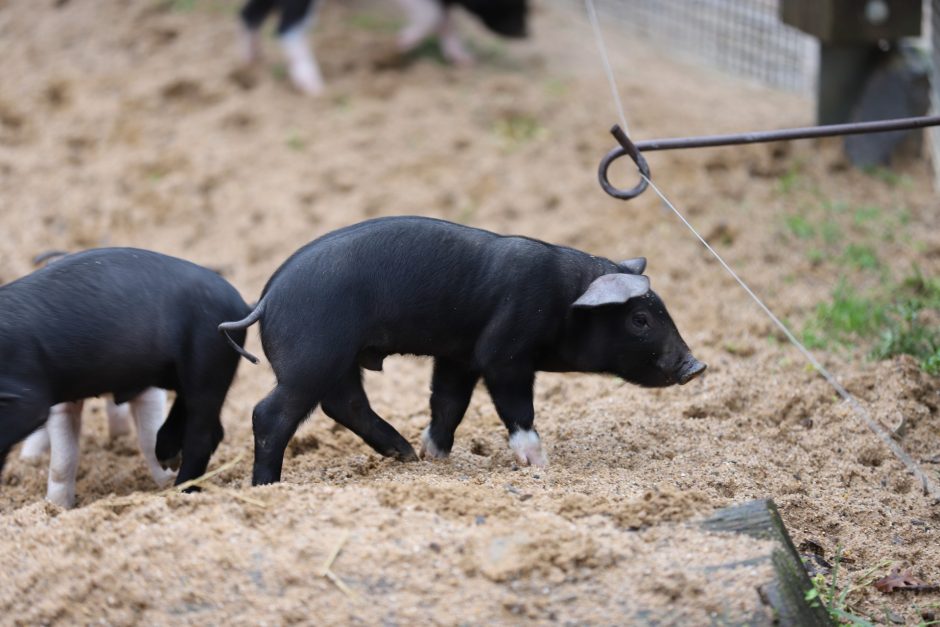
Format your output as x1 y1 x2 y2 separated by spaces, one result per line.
842 244 880 271
493 112 544 146
161 0 234 13
863 165 911 188
820 220 842 245
777 162 803 194
853 205 881 227
346 13 402 33
544 78 569 98
784 214 815 239
168 0 195 11
778 196 905 271
286 132 305 151
872 268 940 375
804 548 889 626
820 198 850 215
803 268 940 374
402 39 448 65
802 281 886 349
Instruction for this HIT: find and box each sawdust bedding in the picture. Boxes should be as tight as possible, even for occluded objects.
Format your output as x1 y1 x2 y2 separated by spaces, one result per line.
0 0 938 623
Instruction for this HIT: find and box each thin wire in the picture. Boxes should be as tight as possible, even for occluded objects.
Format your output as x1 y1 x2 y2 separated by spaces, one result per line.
585 0 630 135
641 174 940 502
583 1 940 502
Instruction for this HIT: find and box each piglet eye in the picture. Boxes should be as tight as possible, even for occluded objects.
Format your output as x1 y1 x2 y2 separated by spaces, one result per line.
632 313 649 328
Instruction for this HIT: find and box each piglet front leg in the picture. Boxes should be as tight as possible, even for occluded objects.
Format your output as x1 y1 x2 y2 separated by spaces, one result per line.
438 9 474 66
130 388 176 488
280 28 324 96
46 401 84 508
484 368 548 467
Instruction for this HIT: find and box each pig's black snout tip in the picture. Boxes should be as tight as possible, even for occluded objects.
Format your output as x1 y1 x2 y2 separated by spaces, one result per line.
677 357 706 385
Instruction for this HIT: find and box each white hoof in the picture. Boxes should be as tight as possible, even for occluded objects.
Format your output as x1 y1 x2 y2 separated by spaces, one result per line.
419 426 449 460
46 480 76 509
150 466 177 489
509 430 547 467
280 29 324 96
289 63 324 96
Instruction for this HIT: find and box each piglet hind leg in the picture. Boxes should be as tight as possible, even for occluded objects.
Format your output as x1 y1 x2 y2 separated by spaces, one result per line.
19 426 51 463
129 388 176 488
321 368 417 462
172 392 226 488
395 0 444 51
1 398 54 477
46 401 84 508
105 398 132 439
154 397 185 472
252 384 322 486
420 359 479 460
484 368 547 467
239 0 275 63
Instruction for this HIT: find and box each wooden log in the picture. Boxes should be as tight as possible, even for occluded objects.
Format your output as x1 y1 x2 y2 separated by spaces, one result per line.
701 499 833 626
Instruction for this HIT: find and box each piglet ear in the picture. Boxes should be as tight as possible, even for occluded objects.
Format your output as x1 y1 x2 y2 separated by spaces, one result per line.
572 273 650 308
618 257 647 275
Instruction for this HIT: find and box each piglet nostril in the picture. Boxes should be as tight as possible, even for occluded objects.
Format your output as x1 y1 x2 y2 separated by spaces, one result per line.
677 357 706 385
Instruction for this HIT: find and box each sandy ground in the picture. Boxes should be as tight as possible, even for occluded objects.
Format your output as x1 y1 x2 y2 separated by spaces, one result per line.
1 0 939 624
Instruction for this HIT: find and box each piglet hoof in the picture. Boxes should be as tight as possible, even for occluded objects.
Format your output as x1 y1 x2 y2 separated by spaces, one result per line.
151 467 177 489
509 430 548 467
441 44 475 68
419 427 449 461
290 69 324 97
46 485 75 510
396 448 419 463
159 453 182 472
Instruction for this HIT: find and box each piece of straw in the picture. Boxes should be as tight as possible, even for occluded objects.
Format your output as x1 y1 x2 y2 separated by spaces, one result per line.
319 531 359 601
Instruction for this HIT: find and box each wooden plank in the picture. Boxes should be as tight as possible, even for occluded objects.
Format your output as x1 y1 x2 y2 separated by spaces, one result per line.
702 499 833 626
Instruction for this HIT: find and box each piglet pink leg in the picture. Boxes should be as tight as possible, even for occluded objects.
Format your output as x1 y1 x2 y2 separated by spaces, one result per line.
46 401 84 508
130 388 176 487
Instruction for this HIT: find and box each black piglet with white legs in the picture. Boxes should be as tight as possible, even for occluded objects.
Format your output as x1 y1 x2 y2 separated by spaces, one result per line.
220 216 706 486
239 0 528 95
0 249 251 488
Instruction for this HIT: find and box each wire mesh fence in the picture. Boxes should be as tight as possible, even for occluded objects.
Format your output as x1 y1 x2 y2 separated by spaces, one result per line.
588 0 818 93
588 1 937 98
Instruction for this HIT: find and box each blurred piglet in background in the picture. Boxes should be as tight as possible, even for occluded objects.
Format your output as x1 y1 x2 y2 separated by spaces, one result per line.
0 249 251 505
239 0 529 95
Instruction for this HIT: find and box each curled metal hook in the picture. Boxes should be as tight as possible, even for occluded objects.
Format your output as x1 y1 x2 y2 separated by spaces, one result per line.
598 125 650 201
597 114 940 201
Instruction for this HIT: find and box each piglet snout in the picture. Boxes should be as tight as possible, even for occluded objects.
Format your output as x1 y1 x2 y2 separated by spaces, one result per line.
677 355 706 385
